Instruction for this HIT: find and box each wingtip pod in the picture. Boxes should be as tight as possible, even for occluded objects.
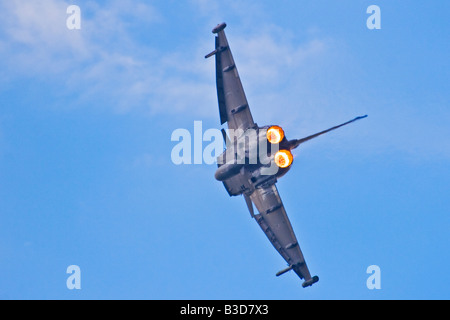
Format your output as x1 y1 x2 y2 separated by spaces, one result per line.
205 23 228 58
302 276 319 288
212 22 227 34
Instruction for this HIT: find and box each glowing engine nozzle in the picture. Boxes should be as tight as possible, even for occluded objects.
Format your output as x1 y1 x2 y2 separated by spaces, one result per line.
274 150 293 168
267 126 285 144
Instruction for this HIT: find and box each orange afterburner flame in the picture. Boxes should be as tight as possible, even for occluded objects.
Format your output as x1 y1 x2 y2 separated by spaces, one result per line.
274 150 293 168
267 126 285 144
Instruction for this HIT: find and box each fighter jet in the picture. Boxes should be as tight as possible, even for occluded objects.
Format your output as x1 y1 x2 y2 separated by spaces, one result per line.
205 23 367 288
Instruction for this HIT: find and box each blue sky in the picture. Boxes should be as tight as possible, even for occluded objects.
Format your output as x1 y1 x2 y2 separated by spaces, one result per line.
0 0 449 299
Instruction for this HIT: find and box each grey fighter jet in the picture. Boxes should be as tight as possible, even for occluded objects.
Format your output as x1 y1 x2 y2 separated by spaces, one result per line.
205 23 367 288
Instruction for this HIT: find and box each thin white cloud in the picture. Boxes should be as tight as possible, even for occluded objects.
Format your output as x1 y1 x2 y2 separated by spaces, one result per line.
0 0 210 116
1 0 448 160
0 0 330 120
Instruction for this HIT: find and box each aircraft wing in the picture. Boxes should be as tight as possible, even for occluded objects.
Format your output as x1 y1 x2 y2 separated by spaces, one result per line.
205 23 255 131
249 183 319 287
